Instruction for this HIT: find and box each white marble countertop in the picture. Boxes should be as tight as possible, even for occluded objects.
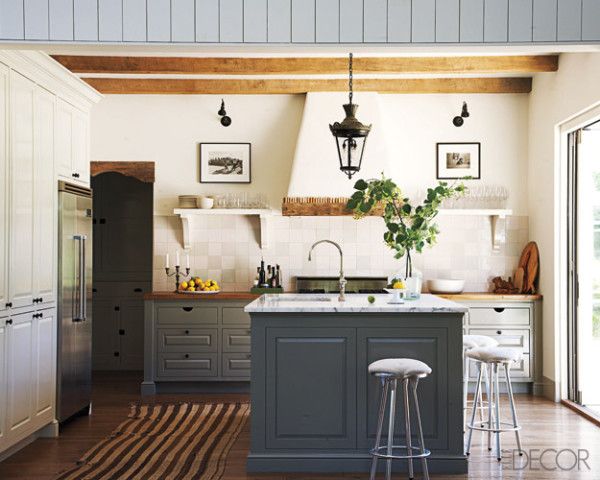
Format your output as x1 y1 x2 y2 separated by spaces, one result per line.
244 293 468 313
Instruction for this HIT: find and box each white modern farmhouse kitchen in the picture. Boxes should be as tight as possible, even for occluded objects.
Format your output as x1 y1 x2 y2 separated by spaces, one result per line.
0 2 600 479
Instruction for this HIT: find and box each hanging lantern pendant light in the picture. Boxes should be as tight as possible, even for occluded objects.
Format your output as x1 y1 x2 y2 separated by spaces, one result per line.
329 53 372 179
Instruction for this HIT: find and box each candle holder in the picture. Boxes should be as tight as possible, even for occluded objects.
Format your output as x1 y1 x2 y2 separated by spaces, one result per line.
165 266 191 292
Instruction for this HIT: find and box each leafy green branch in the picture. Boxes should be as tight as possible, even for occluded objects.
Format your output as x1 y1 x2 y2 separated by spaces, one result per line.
347 174 466 278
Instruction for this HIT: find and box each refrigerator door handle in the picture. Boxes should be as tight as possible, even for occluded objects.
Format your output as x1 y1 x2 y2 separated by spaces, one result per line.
73 234 86 322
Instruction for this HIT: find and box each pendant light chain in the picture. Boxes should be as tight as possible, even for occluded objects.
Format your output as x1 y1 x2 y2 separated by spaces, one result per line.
348 53 353 105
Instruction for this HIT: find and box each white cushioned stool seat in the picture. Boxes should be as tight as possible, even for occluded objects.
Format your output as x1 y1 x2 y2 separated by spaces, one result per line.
463 334 499 350
466 346 522 364
368 358 432 378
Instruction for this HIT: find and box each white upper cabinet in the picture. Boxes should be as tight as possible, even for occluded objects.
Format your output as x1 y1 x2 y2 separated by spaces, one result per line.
55 98 90 186
0 64 7 312
8 72 35 310
5 312 34 440
72 107 90 182
33 87 57 305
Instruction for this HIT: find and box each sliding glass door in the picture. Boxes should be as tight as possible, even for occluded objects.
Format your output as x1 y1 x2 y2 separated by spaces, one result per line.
568 120 600 414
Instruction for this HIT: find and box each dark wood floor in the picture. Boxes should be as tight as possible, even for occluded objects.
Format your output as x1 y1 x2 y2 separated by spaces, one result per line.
0 372 599 479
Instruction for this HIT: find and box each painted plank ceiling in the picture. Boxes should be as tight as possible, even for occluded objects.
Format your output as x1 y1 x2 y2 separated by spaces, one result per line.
0 0 598 44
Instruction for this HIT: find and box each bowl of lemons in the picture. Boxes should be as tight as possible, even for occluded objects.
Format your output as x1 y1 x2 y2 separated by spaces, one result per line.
179 277 220 294
384 278 406 304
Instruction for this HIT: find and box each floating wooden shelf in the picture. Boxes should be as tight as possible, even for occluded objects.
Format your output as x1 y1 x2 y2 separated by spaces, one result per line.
281 197 384 216
173 208 274 249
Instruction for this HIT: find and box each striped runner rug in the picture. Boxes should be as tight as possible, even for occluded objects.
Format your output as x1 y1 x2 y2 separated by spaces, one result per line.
55 402 250 480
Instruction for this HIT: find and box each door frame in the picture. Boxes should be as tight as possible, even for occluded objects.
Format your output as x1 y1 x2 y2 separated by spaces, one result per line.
557 102 600 403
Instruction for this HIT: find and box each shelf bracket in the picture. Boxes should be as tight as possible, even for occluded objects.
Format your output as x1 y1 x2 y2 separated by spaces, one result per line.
490 214 507 252
179 214 191 250
259 213 271 249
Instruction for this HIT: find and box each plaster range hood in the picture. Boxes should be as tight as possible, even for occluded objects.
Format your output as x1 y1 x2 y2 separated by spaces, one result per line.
285 91 394 214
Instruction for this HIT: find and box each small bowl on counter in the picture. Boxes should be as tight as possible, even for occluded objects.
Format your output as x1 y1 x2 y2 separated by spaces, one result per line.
428 279 465 294
384 288 406 304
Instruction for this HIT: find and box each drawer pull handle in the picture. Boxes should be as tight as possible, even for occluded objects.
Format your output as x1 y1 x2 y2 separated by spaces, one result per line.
185 330 190 334
246 354 251 359
494 307 505 313
182 307 193 312
184 354 189 359
497 330 502 335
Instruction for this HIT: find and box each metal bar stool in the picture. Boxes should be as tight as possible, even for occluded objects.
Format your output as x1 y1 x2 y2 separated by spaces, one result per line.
465 346 524 461
462 335 498 430
368 358 432 480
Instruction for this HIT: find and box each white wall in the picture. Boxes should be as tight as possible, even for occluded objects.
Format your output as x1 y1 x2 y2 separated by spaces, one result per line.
92 92 529 214
528 53 600 397
91 92 531 293
91 94 305 214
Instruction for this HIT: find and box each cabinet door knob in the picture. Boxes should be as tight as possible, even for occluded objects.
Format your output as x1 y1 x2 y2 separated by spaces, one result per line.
5 302 12 308
184 353 189 359
497 330 502 335
5 319 12 325
185 330 190 334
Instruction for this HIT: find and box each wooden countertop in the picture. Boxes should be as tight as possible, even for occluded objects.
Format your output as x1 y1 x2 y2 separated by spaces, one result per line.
436 293 542 301
145 291 542 302
144 291 260 301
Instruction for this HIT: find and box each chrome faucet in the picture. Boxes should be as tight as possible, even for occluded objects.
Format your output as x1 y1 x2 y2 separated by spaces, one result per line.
308 240 347 302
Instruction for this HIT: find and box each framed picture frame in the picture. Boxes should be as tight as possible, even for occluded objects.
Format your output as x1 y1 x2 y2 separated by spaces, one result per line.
199 142 251 183
436 142 481 180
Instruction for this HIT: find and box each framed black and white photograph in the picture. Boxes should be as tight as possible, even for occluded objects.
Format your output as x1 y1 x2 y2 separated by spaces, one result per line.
199 142 251 183
436 142 481 179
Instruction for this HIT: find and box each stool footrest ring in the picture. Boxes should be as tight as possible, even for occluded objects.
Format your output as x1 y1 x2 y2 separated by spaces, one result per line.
370 445 431 460
467 420 522 433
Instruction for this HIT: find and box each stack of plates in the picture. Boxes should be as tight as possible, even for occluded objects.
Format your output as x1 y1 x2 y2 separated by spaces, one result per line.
178 195 198 208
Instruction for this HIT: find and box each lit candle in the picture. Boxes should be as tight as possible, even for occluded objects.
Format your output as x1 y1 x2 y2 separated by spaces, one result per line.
175 250 180 267
186 253 190 269
165 253 170 269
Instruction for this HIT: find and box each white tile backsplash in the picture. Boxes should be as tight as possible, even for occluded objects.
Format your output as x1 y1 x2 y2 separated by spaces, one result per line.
153 214 529 293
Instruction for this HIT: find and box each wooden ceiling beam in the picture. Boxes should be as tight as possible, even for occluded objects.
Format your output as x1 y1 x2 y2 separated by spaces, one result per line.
82 77 532 94
54 55 558 75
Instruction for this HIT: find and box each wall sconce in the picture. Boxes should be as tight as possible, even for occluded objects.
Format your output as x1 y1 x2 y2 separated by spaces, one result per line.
218 99 231 127
452 101 470 127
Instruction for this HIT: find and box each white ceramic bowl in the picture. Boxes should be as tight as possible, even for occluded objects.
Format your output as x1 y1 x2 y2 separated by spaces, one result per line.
198 196 214 209
428 279 465 294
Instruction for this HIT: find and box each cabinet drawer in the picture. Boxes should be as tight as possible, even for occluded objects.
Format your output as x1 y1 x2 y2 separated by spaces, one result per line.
94 281 151 299
222 307 250 325
469 353 531 380
222 328 251 352
157 328 217 353
222 353 251 378
468 328 530 353
156 306 218 326
468 307 530 326
157 353 217 378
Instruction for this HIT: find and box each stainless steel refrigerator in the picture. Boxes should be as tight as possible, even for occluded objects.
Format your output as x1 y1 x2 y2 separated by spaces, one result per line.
57 181 93 422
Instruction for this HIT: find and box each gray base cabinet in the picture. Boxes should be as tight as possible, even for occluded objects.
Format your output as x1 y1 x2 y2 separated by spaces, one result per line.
143 299 251 394
249 312 466 474
460 298 542 394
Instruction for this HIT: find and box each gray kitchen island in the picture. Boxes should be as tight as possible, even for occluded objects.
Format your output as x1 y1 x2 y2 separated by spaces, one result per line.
245 293 468 475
